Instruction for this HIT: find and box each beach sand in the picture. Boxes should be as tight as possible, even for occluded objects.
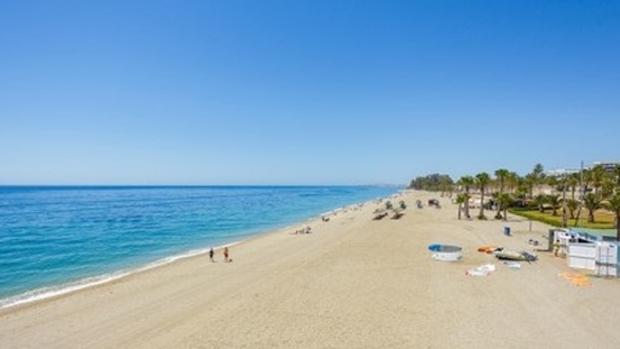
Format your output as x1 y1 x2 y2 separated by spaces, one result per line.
1 190 620 348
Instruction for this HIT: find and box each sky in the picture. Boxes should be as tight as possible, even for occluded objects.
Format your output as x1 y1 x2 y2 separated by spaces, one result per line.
1 1 619 185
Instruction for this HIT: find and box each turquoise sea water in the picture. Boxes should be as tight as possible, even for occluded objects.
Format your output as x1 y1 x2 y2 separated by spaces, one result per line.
0 186 397 307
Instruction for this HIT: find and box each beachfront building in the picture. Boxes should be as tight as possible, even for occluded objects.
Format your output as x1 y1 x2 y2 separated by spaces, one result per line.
590 161 620 173
546 168 580 177
547 161 619 177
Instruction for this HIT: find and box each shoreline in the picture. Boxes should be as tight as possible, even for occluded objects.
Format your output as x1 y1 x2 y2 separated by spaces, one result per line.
0 192 397 311
0 239 246 311
3 190 620 348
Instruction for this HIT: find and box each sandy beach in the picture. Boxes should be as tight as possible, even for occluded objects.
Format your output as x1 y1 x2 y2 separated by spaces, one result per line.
1 190 620 348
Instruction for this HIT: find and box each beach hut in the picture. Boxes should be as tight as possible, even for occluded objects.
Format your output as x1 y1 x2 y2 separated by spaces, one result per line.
567 242 597 270
595 242 619 277
567 241 620 277
560 229 620 277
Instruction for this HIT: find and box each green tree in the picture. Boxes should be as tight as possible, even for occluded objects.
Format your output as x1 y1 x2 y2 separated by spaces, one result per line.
582 168 593 194
546 176 559 194
533 163 545 177
525 174 537 200
534 194 547 213
409 174 454 191
530 163 546 197
583 193 602 223
559 174 569 227
455 193 468 220
591 165 607 193
494 169 510 219
476 172 491 220
506 171 520 193
601 178 615 199
574 168 591 227
547 194 561 216
439 176 454 197
497 193 512 222
605 193 620 241
567 173 580 200
458 176 475 219
566 199 580 219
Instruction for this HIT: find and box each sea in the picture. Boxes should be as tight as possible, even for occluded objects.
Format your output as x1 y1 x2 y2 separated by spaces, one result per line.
0 185 398 308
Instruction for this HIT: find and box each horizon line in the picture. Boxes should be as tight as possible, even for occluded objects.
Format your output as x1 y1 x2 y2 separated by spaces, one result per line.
0 183 405 188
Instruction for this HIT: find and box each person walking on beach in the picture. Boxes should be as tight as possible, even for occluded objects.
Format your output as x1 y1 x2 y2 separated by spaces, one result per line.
223 247 230 263
209 248 215 262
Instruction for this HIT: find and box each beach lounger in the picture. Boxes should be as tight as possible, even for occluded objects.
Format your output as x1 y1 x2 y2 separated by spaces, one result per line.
373 212 388 220
391 211 404 220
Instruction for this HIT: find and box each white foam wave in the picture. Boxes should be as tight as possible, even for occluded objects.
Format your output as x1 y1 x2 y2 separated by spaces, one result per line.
0 240 242 310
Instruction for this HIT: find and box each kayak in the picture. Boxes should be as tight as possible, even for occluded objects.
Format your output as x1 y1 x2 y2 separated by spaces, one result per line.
494 250 537 262
477 245 498 254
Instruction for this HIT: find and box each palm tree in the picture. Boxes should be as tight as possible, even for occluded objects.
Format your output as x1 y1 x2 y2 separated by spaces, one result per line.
458 176 475 219
559 174 569 227
534 194 547 213
506 171 519 194
533 163 545 178
601 178 615 199
547 194 561 216
476 172 491 220
456 193 468 220
515 188 528 206
494 169 510 219
546 176 559 194
583 193 602 223
497 193 512 222
439 177 451 197
525 174 537 200
567 173 579 200
604 193 620 241
566 199 580 219
591 165 607 194
582 168 593 194
530 163 545 197
513 174 528 206
574 167 590 227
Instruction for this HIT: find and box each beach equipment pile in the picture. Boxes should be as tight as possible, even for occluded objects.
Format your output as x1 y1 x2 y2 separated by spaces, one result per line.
494 250 537 262
477 246 537 262
466 263 496 277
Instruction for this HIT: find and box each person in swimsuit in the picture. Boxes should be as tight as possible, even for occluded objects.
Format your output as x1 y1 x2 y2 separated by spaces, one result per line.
209 248 215 262
223 247 229 262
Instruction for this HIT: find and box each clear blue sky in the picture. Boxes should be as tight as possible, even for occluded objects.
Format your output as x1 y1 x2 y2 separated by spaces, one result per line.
1 1 618 185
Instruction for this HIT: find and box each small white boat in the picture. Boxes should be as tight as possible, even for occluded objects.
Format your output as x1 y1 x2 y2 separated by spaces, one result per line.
428 244 463 262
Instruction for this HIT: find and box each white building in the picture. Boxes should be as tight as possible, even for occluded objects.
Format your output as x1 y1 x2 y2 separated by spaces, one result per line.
590 161 620 173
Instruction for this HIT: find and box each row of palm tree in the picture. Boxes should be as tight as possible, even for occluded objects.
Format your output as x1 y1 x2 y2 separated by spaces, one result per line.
447 163 620 240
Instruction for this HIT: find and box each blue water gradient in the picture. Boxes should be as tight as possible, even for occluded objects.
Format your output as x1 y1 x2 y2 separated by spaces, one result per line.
0 186 397 301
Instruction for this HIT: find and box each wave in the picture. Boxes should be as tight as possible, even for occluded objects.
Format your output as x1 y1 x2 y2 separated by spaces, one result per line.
0 240 243 310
